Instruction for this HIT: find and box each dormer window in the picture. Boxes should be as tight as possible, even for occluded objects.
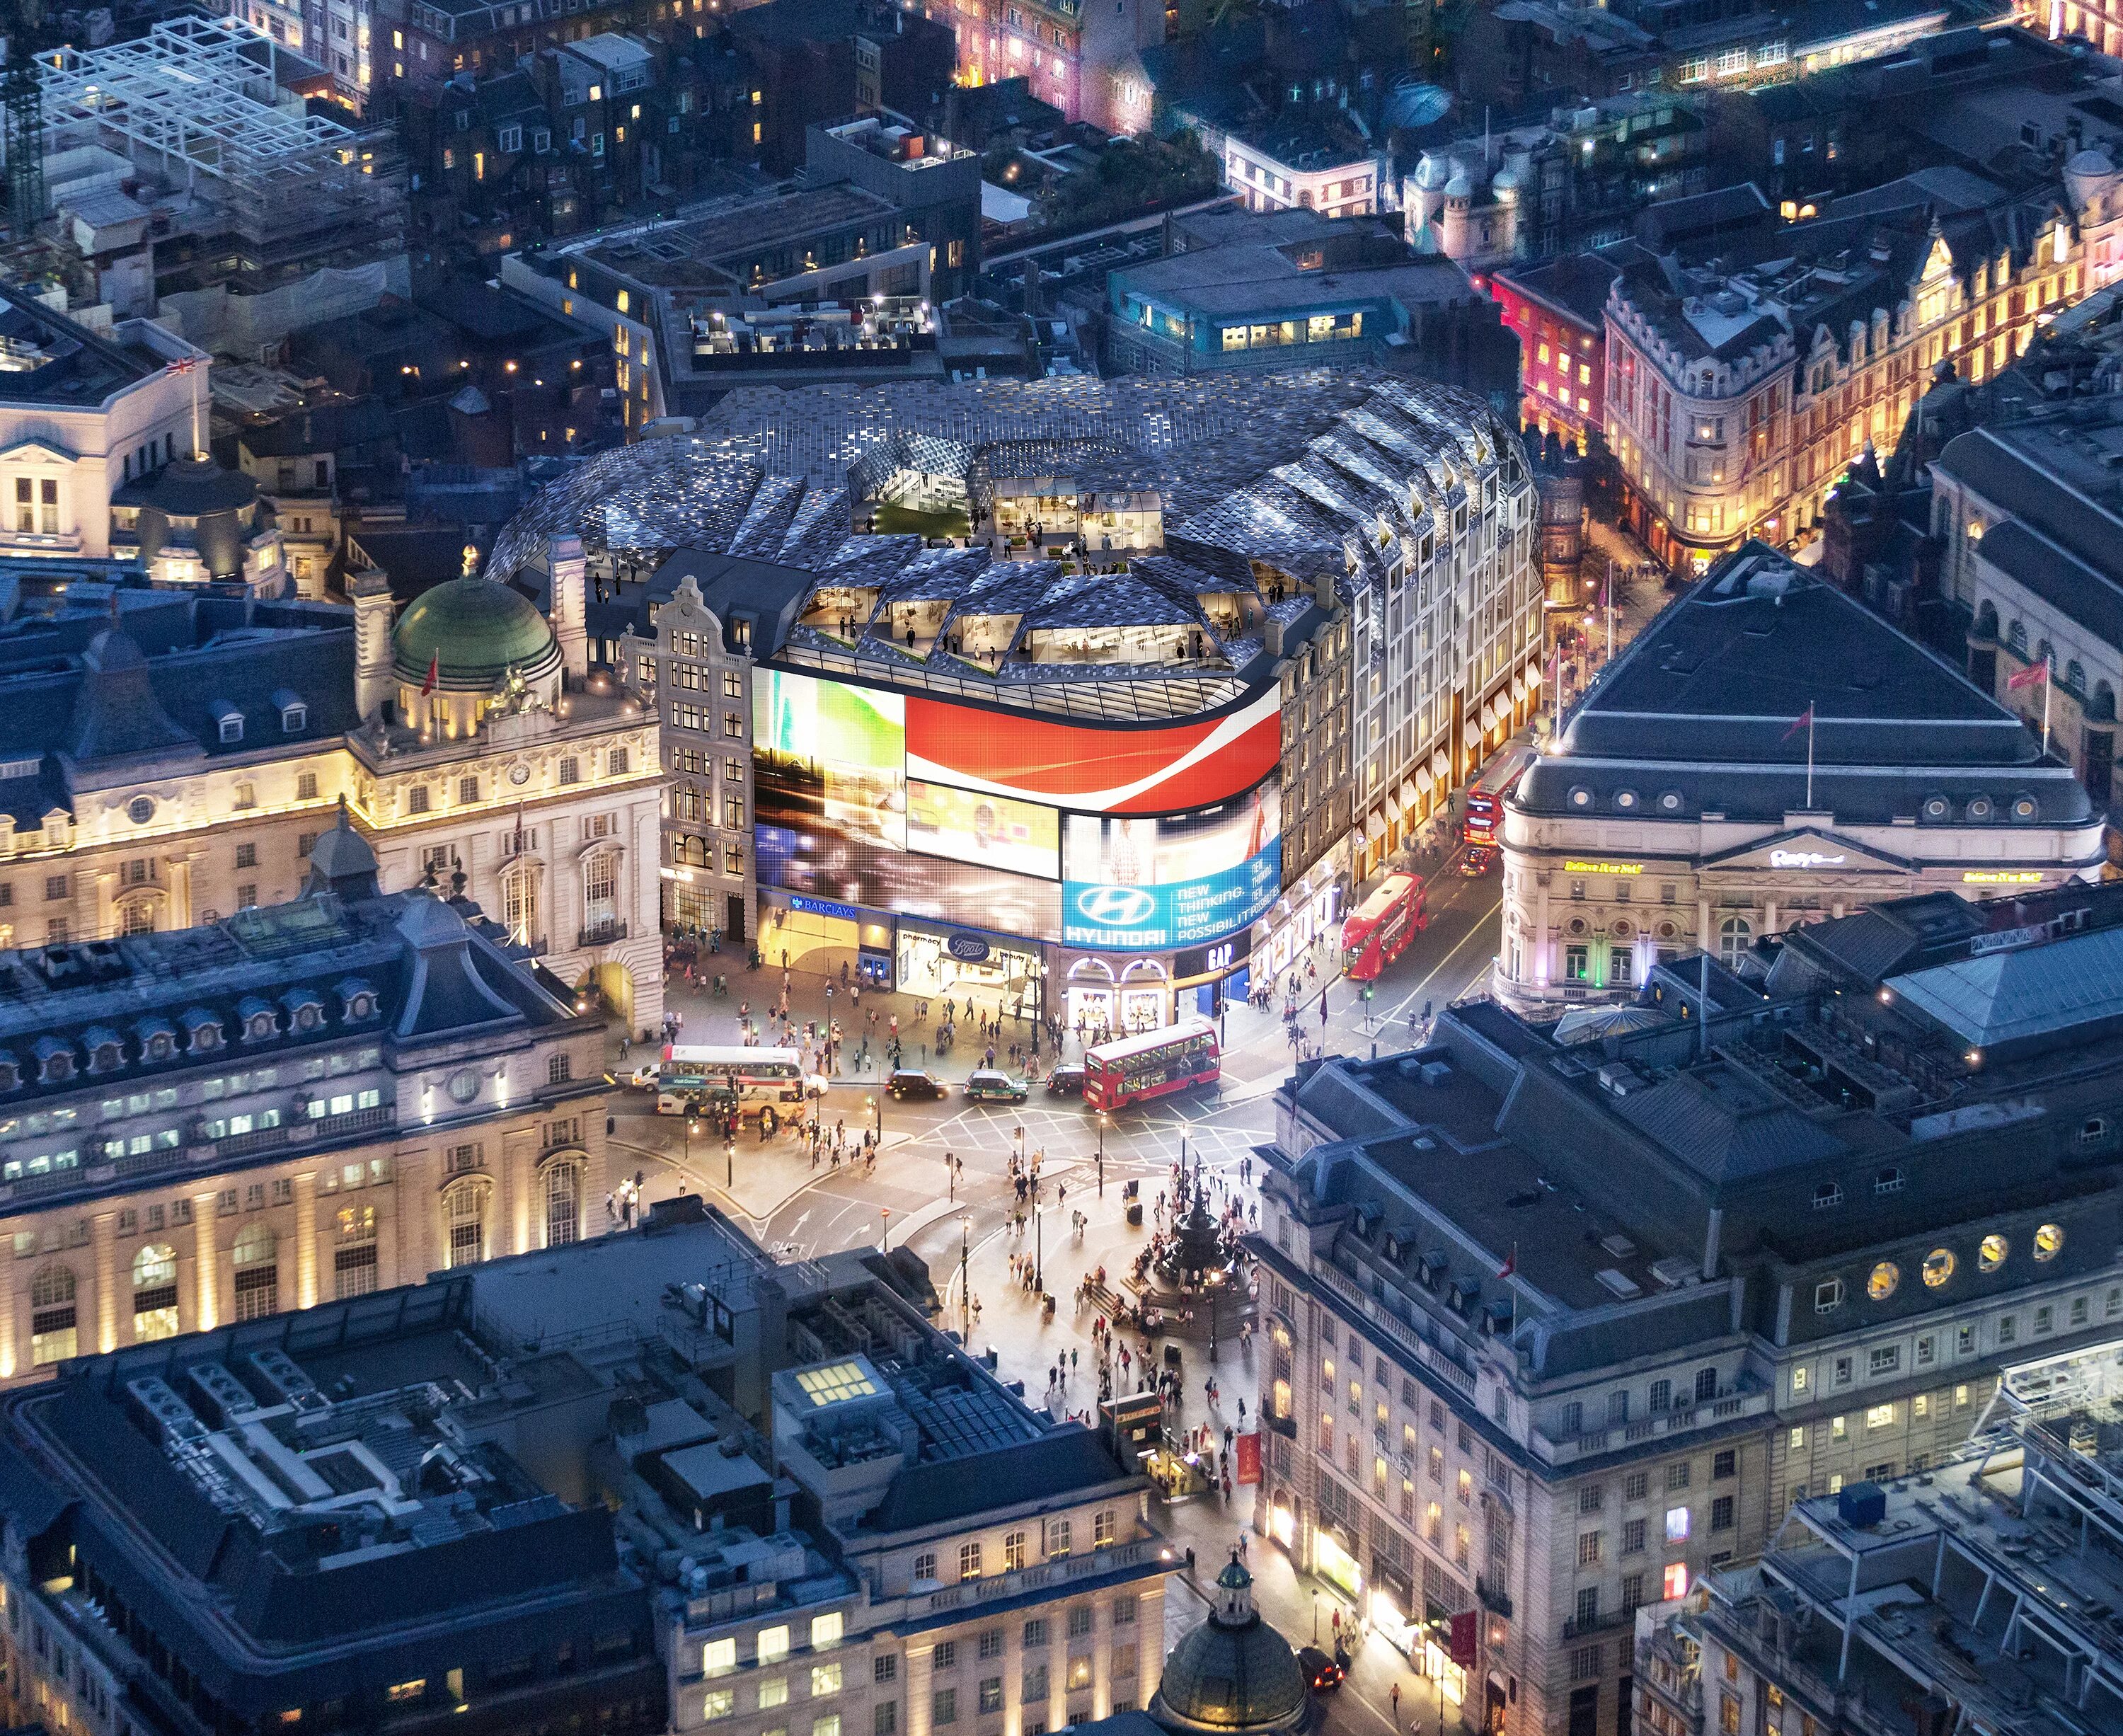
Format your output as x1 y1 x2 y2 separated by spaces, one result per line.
84 1026 124 1073
338 977 379 1021
183 1010 223 1052
281 989 325 1033
33 1037 74 1083
273 688 308 733
212 702 243 745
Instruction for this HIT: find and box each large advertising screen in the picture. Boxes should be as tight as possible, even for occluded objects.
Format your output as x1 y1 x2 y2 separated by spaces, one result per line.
1059 780 1282 950
907 686 1280 815
758 825 1064 938
754 670 907 850
906 779 1059 880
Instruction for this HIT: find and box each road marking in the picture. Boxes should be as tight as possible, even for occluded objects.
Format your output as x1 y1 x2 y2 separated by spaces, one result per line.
1382 888 1502 1024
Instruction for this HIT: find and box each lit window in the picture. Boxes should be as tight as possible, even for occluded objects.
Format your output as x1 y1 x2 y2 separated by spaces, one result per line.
1979 1234 2008 1272
811 1614 843 1650
1866 1403 1895 1430
1663 1564 1690 1599
1664 1507 1690 1543
704 1640 737 1676
387 1682 427 1704
1922 1249 1954 1287
1868 1261 1898 1301
2035 1223 2064 1261
759 1627 791 1664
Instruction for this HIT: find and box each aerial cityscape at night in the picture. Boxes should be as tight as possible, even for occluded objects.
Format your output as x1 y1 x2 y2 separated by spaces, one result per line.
0 1 2121 1733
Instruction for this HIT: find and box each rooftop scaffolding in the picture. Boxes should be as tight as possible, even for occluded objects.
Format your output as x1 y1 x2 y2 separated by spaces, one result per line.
29 18 403 263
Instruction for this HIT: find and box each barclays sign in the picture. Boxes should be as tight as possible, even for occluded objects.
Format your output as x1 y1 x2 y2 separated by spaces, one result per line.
1062 842 1282 951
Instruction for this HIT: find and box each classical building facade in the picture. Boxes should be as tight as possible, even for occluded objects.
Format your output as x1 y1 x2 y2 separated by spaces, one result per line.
0 821 616 1386
0 559 662 1037
1255 876 2123 1736
1605 180 2093 573
0 284 206 563
1495 547 2104 1013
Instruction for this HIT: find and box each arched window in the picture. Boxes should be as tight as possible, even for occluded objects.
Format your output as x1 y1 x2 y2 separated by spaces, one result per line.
583 851 618 932
132 1243 180 1342
444 1178 489 1269
119 901 155 938
1718 916 1754 969
30 1263 77 1364
545 1163 581 1248
231 1223 279 1321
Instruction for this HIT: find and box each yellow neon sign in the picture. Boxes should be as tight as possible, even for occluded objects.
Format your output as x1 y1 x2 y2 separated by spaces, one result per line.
1962 870 2044 885
1563 861 1645 875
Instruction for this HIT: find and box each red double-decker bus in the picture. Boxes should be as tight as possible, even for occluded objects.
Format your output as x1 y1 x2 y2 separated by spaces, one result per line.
1084 1019 1221 1110
1463 747 1535 846
1341 874 1425 981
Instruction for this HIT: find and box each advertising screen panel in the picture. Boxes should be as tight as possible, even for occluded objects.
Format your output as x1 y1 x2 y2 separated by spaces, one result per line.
754 670 906 849
758 825 1064 939
906 686 1280 815
906 780 1059 879
1059 778 1280 950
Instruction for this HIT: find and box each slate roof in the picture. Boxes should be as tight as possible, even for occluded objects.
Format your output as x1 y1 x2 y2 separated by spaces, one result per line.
868 1425 1132 1531
1885 925 2123 1050
1519 545 2095 829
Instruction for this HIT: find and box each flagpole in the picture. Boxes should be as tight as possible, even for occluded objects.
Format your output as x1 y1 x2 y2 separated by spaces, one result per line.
2043 655 2053 759
1806 707 1815 810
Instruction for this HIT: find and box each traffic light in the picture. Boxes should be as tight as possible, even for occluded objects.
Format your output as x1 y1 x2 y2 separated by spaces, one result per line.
1360 983 1374 1002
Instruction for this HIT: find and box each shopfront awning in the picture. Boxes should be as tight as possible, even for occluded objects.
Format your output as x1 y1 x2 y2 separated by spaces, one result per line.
1511 672 1526 702
1414 764 1435 793
1386 793 1403 822
1479 701 1497 731
1430 749 1449 780
1398 779 1419 810
1365 811 1388 842
1462 721 1481 747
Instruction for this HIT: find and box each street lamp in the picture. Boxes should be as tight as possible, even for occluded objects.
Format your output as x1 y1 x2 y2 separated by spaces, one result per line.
1096 1110 1107 1196
684 1113 700 1182
867 1094 881 1139
880 1207 892 1251
1311 1588 1320 1643
1031 1167 1045 1294
960 1213 974 1336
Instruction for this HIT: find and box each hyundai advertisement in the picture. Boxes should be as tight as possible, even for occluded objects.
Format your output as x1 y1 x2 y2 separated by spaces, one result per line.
1062 843 1282 950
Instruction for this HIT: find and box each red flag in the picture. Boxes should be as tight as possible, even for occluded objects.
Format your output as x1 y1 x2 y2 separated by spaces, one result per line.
166 356 197 375
2008 660 2048 692
1781 703 1814 742
420 651 439 696
1449 1611 1480 1668
1234 1432 1262 1485
1497 1248 1516 1280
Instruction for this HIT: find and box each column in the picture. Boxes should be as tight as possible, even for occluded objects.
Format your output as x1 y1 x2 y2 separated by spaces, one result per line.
906 1643 934 1736
1532 873 1551 987
92 1212 116 1352
294 1171 318 1309
1763 897 1778 938
1697 896 1713 955
192 1194 220 1330
0 1260 16 1381
374 1183 402 1290
168 855 194 929
510 1130 534 1256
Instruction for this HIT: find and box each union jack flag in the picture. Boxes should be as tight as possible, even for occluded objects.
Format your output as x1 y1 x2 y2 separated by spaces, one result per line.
166 357 197 375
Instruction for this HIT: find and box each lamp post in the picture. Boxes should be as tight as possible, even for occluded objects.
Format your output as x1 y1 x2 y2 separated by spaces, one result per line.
867 1094 880 1140
960 1213 973 1336
1032 1168 1045 1294
684 1113 699 1183
1097 1110 1107 1197
880 1207 892 1251
1311 1588 1319 1643
723 1133 734 1190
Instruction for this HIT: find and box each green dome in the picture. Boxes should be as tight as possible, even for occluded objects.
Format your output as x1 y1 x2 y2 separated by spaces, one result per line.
1150 1604 1308 1735
391 576 559 689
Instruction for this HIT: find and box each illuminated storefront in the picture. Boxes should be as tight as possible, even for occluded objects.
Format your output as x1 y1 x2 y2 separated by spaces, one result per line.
896 921 1043 1007
1314 1528 1363 1599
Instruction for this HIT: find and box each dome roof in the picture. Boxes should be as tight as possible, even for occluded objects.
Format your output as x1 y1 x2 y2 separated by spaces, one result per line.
1491 165 1519 195
1444 168 1473 199
391 575 560 689
133 456 263 580
2067 147 2116 176
1150 1560 1308 1736
1413 151 1452 189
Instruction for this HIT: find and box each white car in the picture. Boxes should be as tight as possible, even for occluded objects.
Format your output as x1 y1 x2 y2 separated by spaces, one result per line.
628 1063 661 1089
